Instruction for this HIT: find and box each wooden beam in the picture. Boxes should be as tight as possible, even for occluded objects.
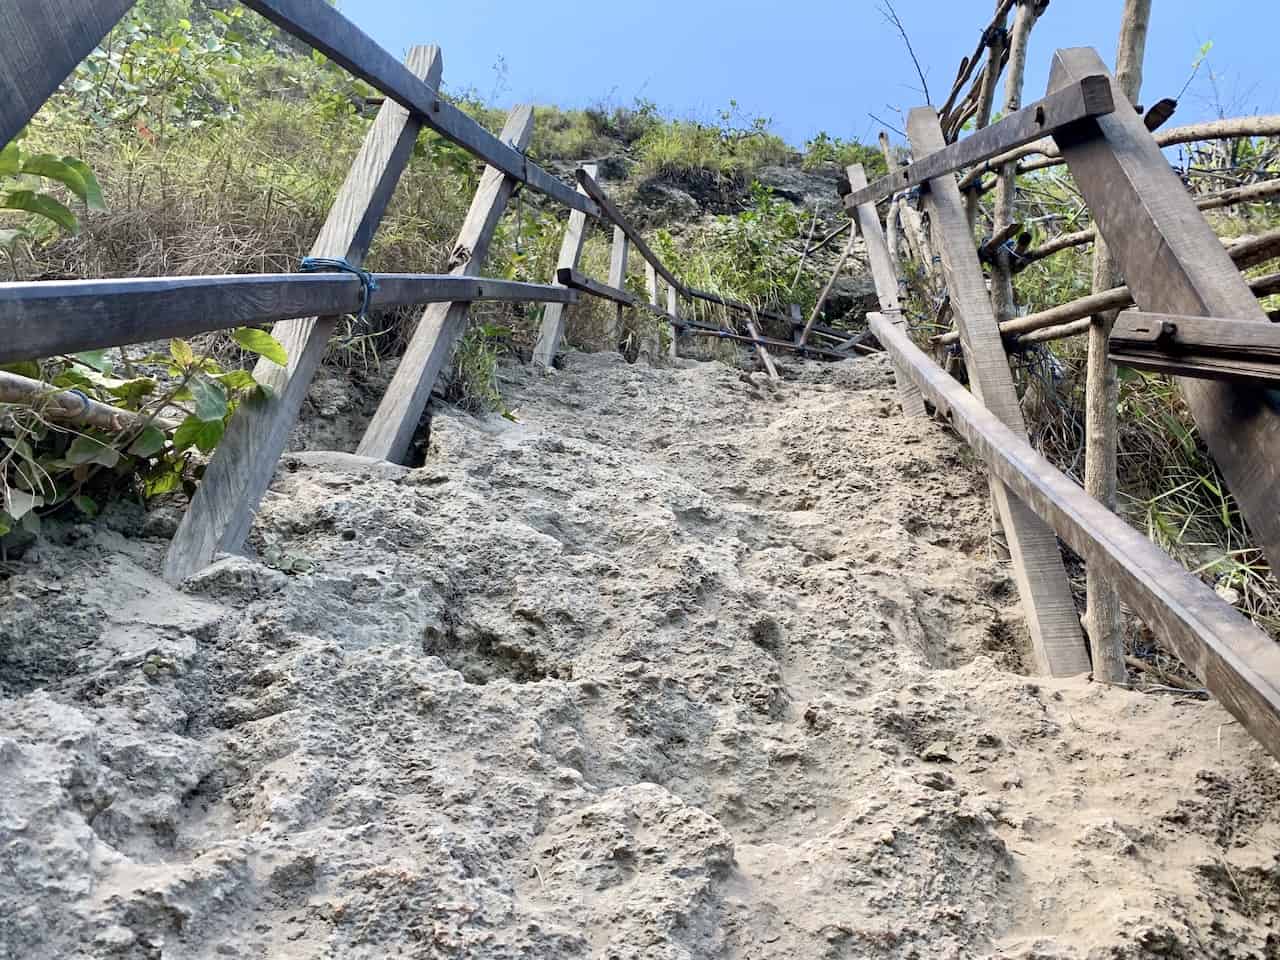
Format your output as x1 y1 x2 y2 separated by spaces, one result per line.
575 169 682 292
744 312 780 381
356 104 535 464
1 0 136 149
1112 311 1280 359
1048 46 1280 576
847 163 927 418
1108 351 1280 387
606 225 630 349
532 163 596 367
841 77 1115 212
558 267 640 308
682 287 791 326
163 45 440 584
0 272 574 365
870 312 1280 761
667 285 681 359
908 107 1090 678
238 0 598 219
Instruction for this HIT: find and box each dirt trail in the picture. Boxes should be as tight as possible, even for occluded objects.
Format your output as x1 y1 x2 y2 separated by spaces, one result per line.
2 352 1278 959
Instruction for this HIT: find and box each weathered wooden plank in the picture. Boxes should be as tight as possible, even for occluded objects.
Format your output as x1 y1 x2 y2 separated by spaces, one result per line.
870 311 1280 761
559 267 639 308
682 287 791 326
842 77 1115 211
163 45 440 584
847 163 927 418
1 0 137 149
238 0 598 219
0 272 574 364
533 164 597 367
667 285 681 359
1048 46 1280 576
908 107 1090 678
356 104 536 464
576 169 682 292
1108 351 1280 386
606 225 631 349
1112 311 1280 359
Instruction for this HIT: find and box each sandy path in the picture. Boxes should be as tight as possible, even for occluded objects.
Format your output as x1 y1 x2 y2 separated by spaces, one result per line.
1 351 1277 959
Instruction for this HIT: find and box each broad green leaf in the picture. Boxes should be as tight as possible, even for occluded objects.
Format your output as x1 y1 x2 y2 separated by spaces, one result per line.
189 374 229 422
128 425 167 458
105 376 157 404
231 327 287 366
67 434 121 467
21 154 91 203
5 488 44 521
0 361 41 379
61 158 106 211
0 142 19 177
215 369 257 391
72 495 99 517
143 462 184 498
174 415 225 454
170 338 195 368
1 190 78 233
74 349 113 373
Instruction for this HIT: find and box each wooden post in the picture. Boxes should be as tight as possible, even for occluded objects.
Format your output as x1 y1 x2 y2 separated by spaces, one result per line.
1084 2 1151 685
607 225 630 352
1048 46 1280 580
641 261 661 362
532 163 597 367
356 104 536 463
1 0 137 149
163 45 441 583
847 163 927 418
667 285 680 359
907 107 1091 677
989 0 1043 326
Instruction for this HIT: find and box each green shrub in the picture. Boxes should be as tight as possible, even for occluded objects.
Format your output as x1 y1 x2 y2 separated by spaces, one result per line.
802 132 887 178
637 103 790 181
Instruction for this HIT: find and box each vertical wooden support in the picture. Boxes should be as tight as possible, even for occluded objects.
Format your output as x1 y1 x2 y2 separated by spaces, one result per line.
163 45 441 583
607 225 630 351
847 164 927 417
667 286 681 359
640 262 662 362
790 303 805 346
1048 46 1280 578
989 0 1043 325
357 104 536 463
1 0 137 148
907 107 1091 677
1085 4 1151 685
532 163 597 367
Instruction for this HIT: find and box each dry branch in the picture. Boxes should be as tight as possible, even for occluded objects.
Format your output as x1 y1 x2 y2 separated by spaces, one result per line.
0 371 179 433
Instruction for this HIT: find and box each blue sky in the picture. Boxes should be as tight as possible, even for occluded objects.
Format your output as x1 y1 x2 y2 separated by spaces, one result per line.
340 0 1278 148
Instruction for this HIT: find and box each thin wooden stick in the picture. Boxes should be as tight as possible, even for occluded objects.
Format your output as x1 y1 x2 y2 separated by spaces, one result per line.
798 224 857 348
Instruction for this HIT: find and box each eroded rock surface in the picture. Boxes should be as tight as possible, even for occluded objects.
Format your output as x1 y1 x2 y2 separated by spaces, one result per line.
2 353 1277 959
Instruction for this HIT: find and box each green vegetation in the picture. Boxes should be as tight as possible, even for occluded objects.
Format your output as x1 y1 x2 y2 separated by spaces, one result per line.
636 102 790 181
801 132 888 177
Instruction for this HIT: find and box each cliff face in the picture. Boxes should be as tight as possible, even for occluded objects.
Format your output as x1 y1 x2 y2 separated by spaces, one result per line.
2 350 1277 959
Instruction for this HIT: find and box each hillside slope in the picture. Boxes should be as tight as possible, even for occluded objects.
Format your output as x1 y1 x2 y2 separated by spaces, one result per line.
2 350 1278 959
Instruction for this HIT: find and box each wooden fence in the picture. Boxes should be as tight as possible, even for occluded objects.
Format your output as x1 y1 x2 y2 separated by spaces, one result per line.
3 0 1280 761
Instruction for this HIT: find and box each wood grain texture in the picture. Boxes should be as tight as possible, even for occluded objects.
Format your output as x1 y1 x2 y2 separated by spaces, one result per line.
357 104 536 464
533 164 597 367
1 0 136 149
1049 46 1280 576
164 46 440 584
847 164 927 417
0 272 573 364
239 0 597 219
667 285 681 359
870 312 1280 759
842 77 1113 211
744 313 780 381
1112 311 1280 357
908 107 1090 678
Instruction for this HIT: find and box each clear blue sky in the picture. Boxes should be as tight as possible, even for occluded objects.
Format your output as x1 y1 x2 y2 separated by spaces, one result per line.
339 0 1278 147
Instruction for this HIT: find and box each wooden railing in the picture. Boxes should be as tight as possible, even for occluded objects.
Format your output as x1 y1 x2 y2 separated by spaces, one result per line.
3 1 1280 762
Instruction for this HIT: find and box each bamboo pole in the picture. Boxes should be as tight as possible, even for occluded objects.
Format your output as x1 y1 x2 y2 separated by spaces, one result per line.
989 0 1043 328
1085 0 1151 686
798 225 857 348
0 372 179 433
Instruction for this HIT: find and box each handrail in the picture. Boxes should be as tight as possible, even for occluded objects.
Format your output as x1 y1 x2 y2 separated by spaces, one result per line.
239 0 600 219
0 273 577 364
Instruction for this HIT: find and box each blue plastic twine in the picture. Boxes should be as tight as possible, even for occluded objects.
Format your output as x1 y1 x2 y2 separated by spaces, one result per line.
299 257 379 323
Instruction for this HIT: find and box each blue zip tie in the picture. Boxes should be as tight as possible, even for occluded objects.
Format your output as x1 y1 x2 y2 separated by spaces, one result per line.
300 256 379 323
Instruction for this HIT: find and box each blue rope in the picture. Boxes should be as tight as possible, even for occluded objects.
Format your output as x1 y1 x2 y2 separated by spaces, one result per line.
300 257 379 323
